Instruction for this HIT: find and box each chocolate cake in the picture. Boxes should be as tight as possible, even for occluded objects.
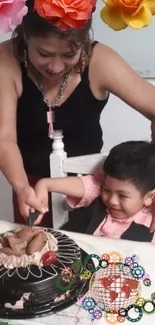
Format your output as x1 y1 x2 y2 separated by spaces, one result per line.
0 227 81 311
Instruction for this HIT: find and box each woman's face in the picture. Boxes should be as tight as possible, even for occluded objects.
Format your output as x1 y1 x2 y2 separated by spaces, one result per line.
27 35 82 80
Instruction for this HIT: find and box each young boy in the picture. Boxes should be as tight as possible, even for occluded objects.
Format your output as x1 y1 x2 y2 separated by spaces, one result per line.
35 141 155 243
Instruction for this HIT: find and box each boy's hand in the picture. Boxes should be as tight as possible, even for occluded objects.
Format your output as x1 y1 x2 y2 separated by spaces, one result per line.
35 179 49 209
34 180 49 223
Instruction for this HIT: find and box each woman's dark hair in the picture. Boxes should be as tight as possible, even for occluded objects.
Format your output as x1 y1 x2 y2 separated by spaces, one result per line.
12 7 93 73
104 141 155 195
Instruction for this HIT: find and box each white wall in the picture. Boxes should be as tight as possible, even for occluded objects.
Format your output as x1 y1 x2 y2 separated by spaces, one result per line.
0 81 153 222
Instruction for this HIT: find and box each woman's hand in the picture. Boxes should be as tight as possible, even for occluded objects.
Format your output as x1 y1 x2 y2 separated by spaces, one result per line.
17 185 48 224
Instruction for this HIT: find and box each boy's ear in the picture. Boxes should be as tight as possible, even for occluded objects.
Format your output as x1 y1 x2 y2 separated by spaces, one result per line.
144 189 155 207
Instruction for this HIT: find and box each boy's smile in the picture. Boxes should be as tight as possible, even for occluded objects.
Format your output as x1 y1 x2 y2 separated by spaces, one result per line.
101 175 153 220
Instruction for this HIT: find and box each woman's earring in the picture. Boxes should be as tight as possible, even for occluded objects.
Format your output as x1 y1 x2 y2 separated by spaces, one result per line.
24 49 28 68
79 46 86 72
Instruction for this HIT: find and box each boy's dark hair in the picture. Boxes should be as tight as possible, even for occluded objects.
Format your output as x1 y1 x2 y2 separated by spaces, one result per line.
104 141 155 195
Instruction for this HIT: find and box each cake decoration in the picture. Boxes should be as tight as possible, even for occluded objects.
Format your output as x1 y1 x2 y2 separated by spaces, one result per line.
42 250 57 265
0 227 58 265
0 228 80 279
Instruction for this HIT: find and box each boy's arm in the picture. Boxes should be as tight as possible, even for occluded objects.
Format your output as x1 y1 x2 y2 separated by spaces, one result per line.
35 173 104 209
35 176 85 198
67 173 104 208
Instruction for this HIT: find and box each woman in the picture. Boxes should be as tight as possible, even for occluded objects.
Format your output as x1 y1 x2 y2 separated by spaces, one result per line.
0 0 155 230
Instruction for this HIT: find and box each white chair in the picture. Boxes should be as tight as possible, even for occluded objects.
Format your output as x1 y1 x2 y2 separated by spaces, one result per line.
50 130 108 229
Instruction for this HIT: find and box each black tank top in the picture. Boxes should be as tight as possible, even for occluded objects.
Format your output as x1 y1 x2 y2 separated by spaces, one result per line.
17 42 109 177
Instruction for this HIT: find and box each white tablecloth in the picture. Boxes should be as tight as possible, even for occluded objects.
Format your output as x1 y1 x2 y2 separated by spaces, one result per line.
0 220 155 325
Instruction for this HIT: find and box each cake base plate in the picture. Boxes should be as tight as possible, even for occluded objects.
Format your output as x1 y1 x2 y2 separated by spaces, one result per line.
0 248 92 319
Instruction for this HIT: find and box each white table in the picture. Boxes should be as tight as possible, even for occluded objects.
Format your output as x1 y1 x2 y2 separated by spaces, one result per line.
0 220 155 325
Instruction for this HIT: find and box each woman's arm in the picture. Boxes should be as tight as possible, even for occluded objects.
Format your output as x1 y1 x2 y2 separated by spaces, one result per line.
95 44 155 121
94 44 155 230
0 61 46 218
0 65 29 193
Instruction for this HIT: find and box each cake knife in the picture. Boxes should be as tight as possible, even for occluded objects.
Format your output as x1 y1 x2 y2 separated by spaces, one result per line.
28 210 39 227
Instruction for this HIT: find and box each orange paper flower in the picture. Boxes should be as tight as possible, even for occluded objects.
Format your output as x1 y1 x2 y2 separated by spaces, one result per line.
100 0 155 30
34 0 97 31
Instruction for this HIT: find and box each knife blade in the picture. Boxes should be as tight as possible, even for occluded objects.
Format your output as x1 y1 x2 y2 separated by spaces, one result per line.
28 210 40 227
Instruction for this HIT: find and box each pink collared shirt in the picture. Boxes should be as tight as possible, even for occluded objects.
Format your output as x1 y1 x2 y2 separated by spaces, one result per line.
67 174 155 243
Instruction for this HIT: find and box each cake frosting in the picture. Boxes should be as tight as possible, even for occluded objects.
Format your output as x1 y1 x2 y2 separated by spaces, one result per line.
0 227 58 268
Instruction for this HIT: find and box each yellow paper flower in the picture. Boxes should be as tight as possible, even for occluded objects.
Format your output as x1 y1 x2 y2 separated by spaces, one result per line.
100 0 155 30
